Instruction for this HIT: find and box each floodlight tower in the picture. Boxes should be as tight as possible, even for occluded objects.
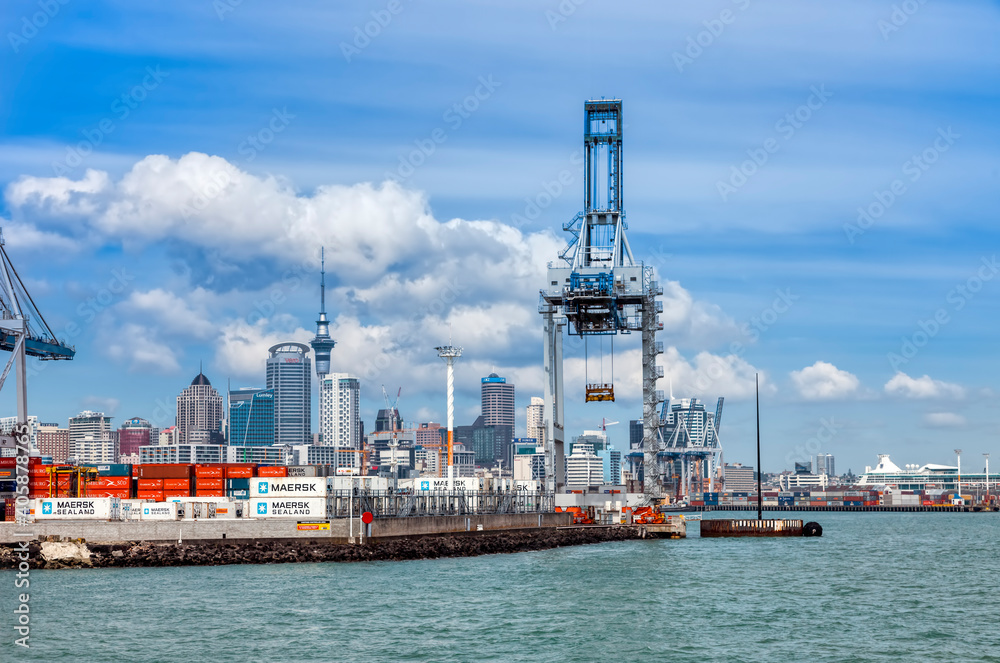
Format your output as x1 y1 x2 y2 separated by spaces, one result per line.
539 99 664 501
435 343 463 487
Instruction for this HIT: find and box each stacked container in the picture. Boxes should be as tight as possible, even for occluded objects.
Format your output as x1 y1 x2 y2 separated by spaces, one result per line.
194 464 225 497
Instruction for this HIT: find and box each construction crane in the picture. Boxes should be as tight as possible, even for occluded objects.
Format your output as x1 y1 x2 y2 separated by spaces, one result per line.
0 229 75 424
540 99 664 501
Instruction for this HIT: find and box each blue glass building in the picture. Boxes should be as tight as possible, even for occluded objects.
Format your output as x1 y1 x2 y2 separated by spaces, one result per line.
228 388 275 446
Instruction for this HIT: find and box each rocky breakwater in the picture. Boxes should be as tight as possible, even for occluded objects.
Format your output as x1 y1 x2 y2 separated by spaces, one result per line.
0 527 646 569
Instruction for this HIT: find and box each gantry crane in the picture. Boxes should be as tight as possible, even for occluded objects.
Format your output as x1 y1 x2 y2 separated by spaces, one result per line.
540 99 665 502
0 229 75 424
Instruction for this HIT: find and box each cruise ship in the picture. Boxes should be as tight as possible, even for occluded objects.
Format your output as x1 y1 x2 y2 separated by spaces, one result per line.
858 454 991 492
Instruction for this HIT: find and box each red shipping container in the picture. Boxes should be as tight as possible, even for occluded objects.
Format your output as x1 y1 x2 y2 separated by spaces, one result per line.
194 465 224 478
137 464 192 479
225 465 255 478
88 489 130 499
138 478 164 490
195 490 225 497
195 478 224 490
257 466 287 477
163 489 190 497
163 478 191 490
136 491 165 501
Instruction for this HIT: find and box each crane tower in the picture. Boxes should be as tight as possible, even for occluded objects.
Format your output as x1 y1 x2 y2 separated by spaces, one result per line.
539 100 664 502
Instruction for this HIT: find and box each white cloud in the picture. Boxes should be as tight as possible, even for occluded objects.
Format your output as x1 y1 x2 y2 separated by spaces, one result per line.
660 346 772 400
884 372 965 399
105 323 182 374
789 361 860 400
922 412 966 428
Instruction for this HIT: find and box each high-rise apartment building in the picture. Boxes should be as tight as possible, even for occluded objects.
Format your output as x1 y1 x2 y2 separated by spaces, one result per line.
37 423 69 463
565 442 604 487
176 371 224 444
526 396 545 448
266 343 312 446
229 388 275 446
816 453 835 476
68 411 114 463
319 373 361 469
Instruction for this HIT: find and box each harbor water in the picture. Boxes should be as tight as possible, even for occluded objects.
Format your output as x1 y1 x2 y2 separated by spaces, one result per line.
3 512 999 662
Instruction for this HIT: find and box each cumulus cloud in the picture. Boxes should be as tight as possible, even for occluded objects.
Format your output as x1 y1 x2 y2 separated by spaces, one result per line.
884 372 965 399
789 361 860 400
105 323 183 374
922 412 966 428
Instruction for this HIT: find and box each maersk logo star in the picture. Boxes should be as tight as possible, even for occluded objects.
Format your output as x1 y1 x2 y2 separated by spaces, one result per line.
258 481 268 494
42 502 53 514
257 503 267 514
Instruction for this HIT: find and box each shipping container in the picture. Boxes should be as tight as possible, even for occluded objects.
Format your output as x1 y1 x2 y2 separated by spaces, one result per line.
137 478 164 490
213 502 237 519
139 502 179 520
35 497 112 520
194 465 224 478
250 477 326 497
163 478 191 490
227 489 249 500
136 491 165 501
96 464 131 477
137 464 192 479
250 497 326 519
195 490 225 498
257 466 287 477
225 465 255 478
195 478 224 490
286 465 318 477
226 478 250 490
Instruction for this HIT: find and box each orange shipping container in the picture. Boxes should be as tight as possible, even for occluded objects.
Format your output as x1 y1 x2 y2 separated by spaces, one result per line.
88 489 130 499
163 478 191 490
195 478 224 490
138 478 164 490
226 465 255 478
257 466 287 477
195 490 225 497
137 491 165 501
194 465 224 478
163 489 190 497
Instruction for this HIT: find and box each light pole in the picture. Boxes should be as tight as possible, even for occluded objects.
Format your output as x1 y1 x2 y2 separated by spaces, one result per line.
435 342 463 491
955 449 962 500
985 453 991 505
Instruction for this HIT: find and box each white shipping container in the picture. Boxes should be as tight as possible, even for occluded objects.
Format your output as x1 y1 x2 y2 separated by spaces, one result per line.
514 480 540 492
139 502 179 521
250 478 327 497
286 466 318 477
250 497 327 519
36 498 111 520
414 477 481 492
212 502 238 519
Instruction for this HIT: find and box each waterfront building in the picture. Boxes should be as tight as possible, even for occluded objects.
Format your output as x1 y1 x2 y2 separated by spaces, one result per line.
37 423 69 463
68 411 113 462
723 463 756 492
139 443 225 464
118 417 152 458
319 372 361 471
226 445 288 465
816 453 835 476
266 343 312 446
513 440 545 482
779 472 830 490
176 371 223 444
566 442 604 487
228 388 275 446
526 397 545 448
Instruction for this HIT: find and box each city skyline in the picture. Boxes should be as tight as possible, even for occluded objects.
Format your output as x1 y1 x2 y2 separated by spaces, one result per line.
1 2 997 474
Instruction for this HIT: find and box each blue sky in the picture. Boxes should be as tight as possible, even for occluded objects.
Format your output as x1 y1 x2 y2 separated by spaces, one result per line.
1 0 998 474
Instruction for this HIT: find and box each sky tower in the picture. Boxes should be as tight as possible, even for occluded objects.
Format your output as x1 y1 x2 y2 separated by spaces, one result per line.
310 247 336 378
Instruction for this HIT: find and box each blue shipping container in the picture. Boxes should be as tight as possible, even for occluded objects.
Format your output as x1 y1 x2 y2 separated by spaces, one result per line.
96 464 131 477
226 478 250 490
228 489 249 499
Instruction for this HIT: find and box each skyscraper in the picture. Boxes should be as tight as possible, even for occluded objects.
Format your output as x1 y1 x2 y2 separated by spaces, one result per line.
266 343 312 446
68 410 114 463
37 423 69 463
526 396 545 447
310 248 336 379
482 373 515 427
320 372 361 468
228 388 275 446
176 370 224 444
